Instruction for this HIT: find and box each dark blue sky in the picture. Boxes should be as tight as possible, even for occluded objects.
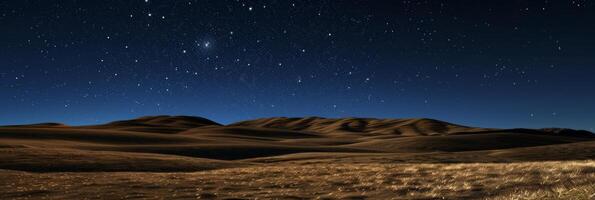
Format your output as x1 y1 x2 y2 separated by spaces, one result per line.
0 0 594 130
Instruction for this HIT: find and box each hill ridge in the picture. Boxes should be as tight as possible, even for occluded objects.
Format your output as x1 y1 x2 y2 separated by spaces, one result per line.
230 116 491 136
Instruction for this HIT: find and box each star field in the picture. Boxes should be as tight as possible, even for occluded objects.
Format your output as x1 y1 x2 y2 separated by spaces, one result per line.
0 0 594 130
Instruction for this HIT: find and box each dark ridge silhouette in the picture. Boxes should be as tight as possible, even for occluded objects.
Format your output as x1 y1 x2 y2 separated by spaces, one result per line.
539 128 595 138
3 123 68 128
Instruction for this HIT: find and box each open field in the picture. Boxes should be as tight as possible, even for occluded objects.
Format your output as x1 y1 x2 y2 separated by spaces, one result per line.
1 161 593 199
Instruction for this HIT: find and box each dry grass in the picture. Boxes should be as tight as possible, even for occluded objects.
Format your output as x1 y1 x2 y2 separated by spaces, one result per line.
1 161 593 199
488 184 595 200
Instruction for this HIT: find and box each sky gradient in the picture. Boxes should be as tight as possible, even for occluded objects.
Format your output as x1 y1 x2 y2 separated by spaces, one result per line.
0 0 594 130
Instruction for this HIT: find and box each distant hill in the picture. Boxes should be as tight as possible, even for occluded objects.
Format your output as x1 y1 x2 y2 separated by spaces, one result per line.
3 123 68 128
105 115 221 128
83 115 222 133
230 117 492 136
0 115 593 172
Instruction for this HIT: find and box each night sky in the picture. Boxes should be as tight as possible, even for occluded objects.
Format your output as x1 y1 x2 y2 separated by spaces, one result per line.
1 0 594 130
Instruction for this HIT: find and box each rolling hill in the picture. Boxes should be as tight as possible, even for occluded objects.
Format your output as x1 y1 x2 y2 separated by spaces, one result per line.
0 115 592 172
1 115 594 199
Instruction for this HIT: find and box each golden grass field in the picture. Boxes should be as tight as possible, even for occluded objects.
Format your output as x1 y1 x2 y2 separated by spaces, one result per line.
1 116 594 199
1 161 593 199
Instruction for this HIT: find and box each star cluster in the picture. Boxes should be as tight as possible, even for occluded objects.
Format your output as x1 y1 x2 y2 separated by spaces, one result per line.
0 0 594 130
